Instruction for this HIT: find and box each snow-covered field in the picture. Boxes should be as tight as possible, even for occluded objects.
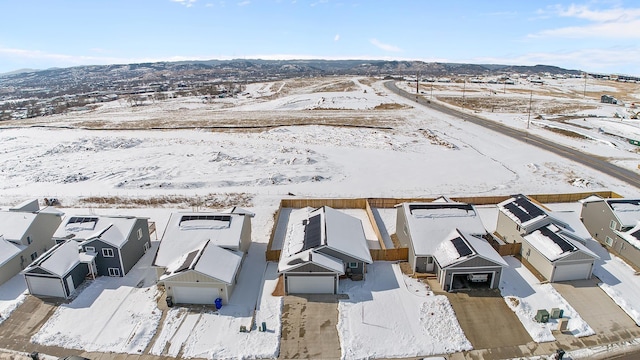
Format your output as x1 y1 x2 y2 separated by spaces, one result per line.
338 262 472 359
1 76 640 358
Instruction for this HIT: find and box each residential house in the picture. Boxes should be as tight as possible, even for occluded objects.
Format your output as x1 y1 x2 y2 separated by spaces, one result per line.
153 208 254 305
580 196 640 269
22 240 96 299
496 194 598 282
395 198 506 290
278 206 373 294
0 199 63 286
53 215 151 277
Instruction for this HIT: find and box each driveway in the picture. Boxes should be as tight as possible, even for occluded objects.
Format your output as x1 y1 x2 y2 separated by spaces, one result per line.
280 295 341 359
553 279 637 333
444 289 532 349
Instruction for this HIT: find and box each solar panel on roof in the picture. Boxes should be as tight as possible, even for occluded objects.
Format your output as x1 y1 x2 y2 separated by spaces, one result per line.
515 197 545 218
67 216 98 224
539 227 575 253
631 228 640 240
180 215 231 223
451 236 473 257
301 214 322 252
504 202 532 223
175 249 199 273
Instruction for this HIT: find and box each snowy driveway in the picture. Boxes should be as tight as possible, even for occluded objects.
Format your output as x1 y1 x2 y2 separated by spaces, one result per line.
337 262 471 359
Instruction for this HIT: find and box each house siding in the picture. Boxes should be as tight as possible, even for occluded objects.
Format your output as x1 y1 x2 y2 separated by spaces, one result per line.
395 207 416 270
84 240 122 276
581 201 640 269
496 211 524 244
239 216 252 253
119 218 150 275
454 256 504 268
521 240 555 280
285 263 340 273
0 211 62 286
63 262 90 296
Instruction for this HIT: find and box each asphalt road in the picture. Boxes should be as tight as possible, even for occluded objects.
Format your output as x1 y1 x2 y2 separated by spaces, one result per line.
384 81 640 189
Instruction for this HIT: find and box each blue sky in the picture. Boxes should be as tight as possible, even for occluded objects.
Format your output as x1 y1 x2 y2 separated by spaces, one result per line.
1 0 639 75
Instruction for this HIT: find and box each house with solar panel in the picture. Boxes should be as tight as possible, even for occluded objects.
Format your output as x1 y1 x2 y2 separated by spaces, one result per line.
53 214 151 277
395 199 507 291
153 208 253 305
580 196 640 270
278 206 373 294
496 194 598 282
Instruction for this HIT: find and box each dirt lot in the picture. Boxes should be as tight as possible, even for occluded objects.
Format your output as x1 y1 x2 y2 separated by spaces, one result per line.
279 295 341 359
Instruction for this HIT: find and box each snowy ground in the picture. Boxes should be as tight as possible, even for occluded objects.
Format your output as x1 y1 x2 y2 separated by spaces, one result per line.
337 262 472 359
1 76 640 358
0 275 27 325
500 256 595 343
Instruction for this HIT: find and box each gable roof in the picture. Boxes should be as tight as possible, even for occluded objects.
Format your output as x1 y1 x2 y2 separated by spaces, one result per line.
278 249 344 274
615 221 640 251
400 201 487 256
322 206 372 264
160 240 242 284
154 211 249 268
0 236 25 267
0 211 38 242
524 224 598 262
433 229 507 268
53 215 143 248
23 241 81 277
605 199 640 229
497 194 548 228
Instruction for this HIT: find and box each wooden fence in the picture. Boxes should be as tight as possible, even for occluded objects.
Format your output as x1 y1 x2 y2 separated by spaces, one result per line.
280 198 367 209
365 200 387 250
370 248 408 261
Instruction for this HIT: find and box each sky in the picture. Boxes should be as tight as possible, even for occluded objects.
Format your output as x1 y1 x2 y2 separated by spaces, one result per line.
1 0 640 75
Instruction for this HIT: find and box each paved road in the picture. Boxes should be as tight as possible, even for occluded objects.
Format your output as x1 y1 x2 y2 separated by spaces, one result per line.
384 81 640 189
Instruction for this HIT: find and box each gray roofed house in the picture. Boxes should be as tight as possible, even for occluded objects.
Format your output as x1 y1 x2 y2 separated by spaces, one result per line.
22 240 95 299
153 208 254 305
53 214 151 277
0 199 63 286
496 194 598 282
278 206 372 294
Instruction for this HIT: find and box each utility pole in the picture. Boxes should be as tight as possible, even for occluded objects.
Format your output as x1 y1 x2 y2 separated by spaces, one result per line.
527 88 533 129
416 71 419 94
462 76 466 108
583 72 587 98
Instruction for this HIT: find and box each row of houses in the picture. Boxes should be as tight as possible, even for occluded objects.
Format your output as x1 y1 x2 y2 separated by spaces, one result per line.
1 194 640 306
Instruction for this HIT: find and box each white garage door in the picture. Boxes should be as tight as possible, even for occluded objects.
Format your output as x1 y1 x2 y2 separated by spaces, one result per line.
172 286 220 305
553 262 592 282
287 276 335 294
26 276 65 298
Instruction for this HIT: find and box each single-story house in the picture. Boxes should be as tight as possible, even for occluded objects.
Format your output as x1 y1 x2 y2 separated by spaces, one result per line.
433 229 508 291
53 215 151 277
580 196 640 269
22 240 96 299
153 208 254 305
395 199 488 273
497 194 598 282
0 199 63 286
278 206 373 294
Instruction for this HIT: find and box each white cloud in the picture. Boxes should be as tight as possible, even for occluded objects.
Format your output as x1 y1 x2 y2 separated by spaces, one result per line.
531 4 640 38
369 38 401 52
334 34 340 41
237 0 250 6
171 0 197 7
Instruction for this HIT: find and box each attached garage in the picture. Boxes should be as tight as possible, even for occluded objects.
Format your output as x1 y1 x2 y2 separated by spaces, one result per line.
169 284 221 305
285 275 337 294
22 241 89 299
552 262 593 282
25 276 66 298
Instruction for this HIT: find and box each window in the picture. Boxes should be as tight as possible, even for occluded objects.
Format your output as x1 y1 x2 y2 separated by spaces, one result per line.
85 246 96 253
605 236 614 246
348 262 358 269
137 228 143 240
102 248 114 257
526 248 531 257
108 268 120 277
427 257 433 264
30 252 38 261
610 220 617 230
27 236 32 245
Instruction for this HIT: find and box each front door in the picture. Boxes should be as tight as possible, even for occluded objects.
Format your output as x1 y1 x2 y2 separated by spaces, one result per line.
426 256 434 271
